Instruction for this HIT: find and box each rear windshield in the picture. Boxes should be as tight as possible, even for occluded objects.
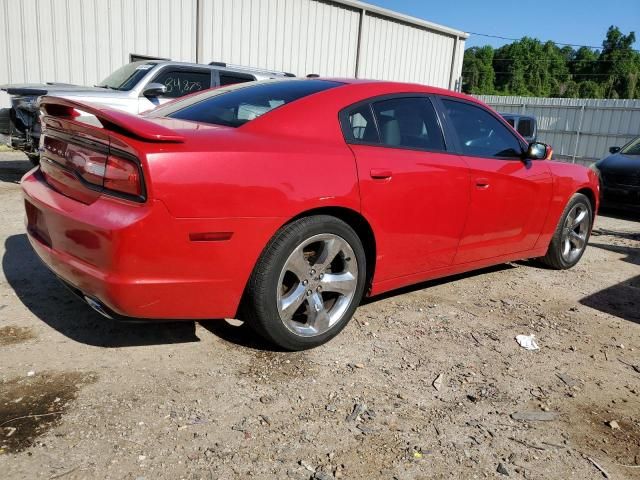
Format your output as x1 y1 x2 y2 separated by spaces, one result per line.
154 79 341 127
96 61 158 91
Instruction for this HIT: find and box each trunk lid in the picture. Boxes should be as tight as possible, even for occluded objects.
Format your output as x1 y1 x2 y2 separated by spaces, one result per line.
37 96 184 205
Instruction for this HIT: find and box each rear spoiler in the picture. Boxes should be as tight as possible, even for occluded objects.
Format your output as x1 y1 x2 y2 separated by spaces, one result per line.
39 96 184 143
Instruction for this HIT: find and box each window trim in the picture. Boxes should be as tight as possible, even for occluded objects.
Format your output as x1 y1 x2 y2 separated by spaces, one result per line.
434 95 529 161
338 93 451 155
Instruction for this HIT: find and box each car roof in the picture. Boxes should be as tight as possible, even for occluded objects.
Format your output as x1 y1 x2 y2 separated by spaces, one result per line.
500 113 536 120
322 78 478 101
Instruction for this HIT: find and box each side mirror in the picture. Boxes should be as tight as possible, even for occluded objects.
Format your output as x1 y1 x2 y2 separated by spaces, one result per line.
142 82 167 98
526 142 549 160
609 146 621 154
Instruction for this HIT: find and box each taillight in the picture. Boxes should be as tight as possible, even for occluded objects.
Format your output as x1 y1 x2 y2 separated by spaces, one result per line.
40 133 145 202
104 156 143 197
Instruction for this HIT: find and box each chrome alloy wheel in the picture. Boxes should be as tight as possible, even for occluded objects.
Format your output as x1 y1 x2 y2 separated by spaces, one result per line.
560 203 590 263
277 233 359 337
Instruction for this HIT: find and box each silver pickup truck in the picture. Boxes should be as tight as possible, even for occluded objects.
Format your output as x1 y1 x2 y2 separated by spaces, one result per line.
0 60 293 163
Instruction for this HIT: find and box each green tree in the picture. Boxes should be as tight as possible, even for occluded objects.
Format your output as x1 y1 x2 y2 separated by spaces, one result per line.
462 26 640 99
461 46 495 94
571 47 600 83
599 26 639 98
578 80 603 98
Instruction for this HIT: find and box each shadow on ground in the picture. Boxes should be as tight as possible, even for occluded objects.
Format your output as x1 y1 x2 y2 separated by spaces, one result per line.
582 222 640 324
580 274 640 324
362 263 515 304
0 157 32 184
198 320 285 352
599 206 640 223
2 234 199 347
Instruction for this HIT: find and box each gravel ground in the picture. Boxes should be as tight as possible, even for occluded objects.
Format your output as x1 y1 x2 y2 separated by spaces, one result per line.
0 153 638 480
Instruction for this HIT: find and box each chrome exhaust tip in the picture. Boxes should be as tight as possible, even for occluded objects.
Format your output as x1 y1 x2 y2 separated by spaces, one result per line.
84 296 113 319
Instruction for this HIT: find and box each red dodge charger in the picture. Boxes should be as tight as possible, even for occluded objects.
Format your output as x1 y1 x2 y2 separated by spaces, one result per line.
22 79 599 350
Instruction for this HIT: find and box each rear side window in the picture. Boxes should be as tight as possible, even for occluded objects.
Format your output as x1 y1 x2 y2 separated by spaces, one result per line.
372 97 445 150
219 72 255 86
442 99 523 158
346 105 379 143
152 69 211 98
163 80 340 127
517 118 534 137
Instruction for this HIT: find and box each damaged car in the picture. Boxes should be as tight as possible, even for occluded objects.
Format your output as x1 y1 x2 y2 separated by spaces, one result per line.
0 60 293 164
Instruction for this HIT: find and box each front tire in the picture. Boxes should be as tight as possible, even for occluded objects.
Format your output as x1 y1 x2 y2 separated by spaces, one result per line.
242 215 367 350
541 193 593 269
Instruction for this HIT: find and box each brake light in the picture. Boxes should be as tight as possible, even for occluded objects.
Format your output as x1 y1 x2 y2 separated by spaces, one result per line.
104 156 142 197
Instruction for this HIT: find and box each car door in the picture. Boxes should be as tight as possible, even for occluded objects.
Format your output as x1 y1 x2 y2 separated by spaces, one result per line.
343 96 471 281
138 67 213 113
436 97 553 264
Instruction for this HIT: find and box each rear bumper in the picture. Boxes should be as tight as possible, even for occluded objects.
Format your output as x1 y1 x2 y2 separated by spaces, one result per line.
22 169 282 319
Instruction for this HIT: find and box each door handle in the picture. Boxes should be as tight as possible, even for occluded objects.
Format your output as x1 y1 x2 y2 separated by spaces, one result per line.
370 169 392 180
475 178 490 188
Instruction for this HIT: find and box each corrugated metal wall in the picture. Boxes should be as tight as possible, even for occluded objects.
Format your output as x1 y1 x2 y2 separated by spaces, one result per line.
358 13 459 88
0 0 197 86
199 0 466 88
0 0 466 89
199 0 361 77
479 95 640 165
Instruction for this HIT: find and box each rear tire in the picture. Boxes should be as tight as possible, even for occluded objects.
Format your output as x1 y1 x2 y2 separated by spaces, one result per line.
242 215 366 351
541 193 592 269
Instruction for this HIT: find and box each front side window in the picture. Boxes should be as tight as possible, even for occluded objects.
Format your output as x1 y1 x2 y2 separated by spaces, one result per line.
156 79 341 127
151 70 211 98
372 97 445 151
443 99 524 158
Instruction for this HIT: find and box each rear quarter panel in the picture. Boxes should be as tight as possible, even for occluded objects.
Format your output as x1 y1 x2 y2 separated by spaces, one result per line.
145 130 360 219
534 161 600 250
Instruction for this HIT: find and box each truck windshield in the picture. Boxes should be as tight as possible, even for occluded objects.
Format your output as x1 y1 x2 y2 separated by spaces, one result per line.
621 137 640 155
96 61 158 91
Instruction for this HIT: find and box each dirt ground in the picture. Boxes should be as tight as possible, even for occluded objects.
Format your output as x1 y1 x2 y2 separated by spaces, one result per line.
0 153 638 480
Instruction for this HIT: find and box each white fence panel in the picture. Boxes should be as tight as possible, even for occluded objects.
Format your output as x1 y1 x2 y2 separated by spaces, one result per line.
478 95 640 165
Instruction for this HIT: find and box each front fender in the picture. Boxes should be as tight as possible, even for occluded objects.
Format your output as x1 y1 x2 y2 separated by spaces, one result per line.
534 161 600 250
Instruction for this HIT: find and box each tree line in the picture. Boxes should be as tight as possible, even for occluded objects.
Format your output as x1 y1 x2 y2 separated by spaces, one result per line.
462 26 639 99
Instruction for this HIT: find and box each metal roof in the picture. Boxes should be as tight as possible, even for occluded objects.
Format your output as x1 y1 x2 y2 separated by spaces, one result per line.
334 0 469 39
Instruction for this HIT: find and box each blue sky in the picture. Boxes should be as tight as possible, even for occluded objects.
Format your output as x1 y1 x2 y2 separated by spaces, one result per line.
367 0 640 50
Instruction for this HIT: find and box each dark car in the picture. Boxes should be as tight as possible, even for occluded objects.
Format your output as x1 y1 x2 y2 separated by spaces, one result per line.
591 137 640 209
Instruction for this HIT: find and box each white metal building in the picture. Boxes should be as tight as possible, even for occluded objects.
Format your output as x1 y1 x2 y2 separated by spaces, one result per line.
0 0 467 89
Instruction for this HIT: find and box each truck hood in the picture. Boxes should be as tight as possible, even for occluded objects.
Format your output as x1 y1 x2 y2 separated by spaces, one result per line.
0 82 108 96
